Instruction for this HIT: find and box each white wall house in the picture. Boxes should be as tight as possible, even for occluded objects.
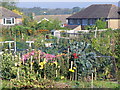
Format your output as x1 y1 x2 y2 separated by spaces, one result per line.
0 7 22 26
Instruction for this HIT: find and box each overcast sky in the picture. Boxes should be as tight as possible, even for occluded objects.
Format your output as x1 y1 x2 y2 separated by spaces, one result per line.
3 0 119 8
16 2 119 8
2 0 120 2
17 0 119 2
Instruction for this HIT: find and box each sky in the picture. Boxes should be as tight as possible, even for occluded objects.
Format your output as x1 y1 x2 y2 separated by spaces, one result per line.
11 0 120 2
16 2 119 8
3 0 119 8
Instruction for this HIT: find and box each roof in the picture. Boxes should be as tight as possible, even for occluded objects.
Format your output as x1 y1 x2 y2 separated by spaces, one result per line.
65 25 79 29
34 15 70 24
117 6 120 18
0 7 22 18
67 4 120 19
108 5 120 18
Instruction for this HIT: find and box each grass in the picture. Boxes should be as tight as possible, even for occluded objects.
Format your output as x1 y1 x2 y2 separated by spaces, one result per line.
57 79 120 88
1 80 13 89
1 79 120 89
93 81 119 88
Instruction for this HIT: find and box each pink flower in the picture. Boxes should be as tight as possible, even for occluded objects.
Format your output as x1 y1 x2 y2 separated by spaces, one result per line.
30 51 35 56
21 54 30 61
22 55 27 61
51 61 55 63
40 52 46 55
25 54 30 58
35 57 38 59
45 54 56 60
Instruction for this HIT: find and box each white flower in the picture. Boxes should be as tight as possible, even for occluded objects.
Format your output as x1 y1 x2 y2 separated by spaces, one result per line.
15 63 18 66
15 55 18 58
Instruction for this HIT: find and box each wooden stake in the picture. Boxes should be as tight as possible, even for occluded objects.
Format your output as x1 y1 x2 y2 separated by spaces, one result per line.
44 66 46 80
44 59 46 80
94 27 97 38
91 73 93 88
22 33 24 39
95 68 97 80
67 48 70 69
23 58 25 65
31 56 33 71
75 66 77 81
17 53 21 80
71 61 73 69
56 69 58 77
12 56 14 61
56 59 58 77
70 61 73 80
17 67 20 80
14 35 16 54
38 51 41 78
39 51 40 62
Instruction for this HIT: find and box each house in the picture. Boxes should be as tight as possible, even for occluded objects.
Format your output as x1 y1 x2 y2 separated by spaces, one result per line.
0 7 22 26
34 14 70 27
66 4 120 29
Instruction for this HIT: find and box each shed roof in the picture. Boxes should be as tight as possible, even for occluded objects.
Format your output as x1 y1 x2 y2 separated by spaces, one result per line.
34 15 70 24
65 25 79 29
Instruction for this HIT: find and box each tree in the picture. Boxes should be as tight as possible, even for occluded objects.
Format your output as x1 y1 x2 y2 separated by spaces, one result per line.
91 30 119 79
12 9 23 15
22 16 31 26
36 19 62 30
72 7 81 13
114 30 120 83
1 0 19 10
52 19 61 30
37 19 49 30
95 19 107 29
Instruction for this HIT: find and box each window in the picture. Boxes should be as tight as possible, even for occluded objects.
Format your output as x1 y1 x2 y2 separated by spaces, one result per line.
88 19 96 25
3 18 15 25
69 19 81 25
73 19 77 24
69 19 73 24
89 19 93 25
77 19 82 25
82 19 88 25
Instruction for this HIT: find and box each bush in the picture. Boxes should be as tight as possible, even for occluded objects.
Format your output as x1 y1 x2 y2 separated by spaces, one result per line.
95 18 107 29
1 53 17 80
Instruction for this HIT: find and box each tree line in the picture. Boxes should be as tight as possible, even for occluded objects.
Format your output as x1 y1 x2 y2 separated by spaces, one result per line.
1 1 84 16
20 7 84 15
